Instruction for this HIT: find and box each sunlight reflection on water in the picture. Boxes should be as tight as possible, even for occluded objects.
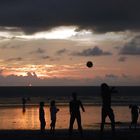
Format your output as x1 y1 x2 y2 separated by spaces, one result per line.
0 106 136 130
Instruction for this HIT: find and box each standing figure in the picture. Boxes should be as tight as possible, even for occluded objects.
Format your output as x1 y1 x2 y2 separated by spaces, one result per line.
50 100 59 133
22 98 26 114
129 104 140 129
100 83 116 133
69 92 85 136
39 102 46 132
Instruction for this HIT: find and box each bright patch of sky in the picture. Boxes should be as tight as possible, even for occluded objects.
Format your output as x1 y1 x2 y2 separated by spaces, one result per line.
0 26 134 42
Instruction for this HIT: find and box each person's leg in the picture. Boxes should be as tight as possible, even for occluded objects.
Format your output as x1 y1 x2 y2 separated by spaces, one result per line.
50 120 54 133
53 119 56 132
69 114 75 134
76 113 83 135
108 108 115 132
134 114 138 130
129 114 133 129
100 108 107 132
41 120 46 132
131 114 135 129
41 121 43 131
43 120 46 131
50 121 52 131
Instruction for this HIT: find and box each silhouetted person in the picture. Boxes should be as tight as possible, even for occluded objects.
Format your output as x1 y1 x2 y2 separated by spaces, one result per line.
69 92 85 136
22 107 26 114
129 105 140 130
22 98 26 108
22 98 26 114
100 83 116 133
50 100 59 134
39 102 46 132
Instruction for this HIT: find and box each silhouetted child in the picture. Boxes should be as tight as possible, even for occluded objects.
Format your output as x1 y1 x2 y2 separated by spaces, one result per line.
22 98 26 108
22 98 26 114
100 83 116 133
69 92 85 136
129 104 140 129
39 102 46 132
50 100 59 133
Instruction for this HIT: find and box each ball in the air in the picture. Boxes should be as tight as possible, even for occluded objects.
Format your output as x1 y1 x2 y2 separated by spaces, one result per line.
86 61 93 68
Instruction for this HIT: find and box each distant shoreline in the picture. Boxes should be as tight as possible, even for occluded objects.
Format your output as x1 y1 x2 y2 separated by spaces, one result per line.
0 86 140 97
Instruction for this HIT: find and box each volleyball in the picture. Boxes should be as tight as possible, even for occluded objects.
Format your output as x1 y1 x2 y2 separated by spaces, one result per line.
86 61 93 68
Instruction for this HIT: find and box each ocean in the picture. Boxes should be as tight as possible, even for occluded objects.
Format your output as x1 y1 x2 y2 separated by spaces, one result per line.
0 106 134 130
0 86 140 105
0 86 139 130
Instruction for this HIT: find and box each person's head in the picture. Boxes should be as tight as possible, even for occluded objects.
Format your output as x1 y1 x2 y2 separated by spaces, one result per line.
101 83 109 92
40 101 44 107
50 100 55 106
72 92 77 100
129 104 132 109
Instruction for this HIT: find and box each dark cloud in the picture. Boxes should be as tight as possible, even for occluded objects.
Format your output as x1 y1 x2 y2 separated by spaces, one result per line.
0 26 21 33
121 74 129 78
73 46 112 56
49 57 60 61
30 48 46 54
0 0 140 34
0 36 7 40
1 45 21 49
118 56 127 62
0 73 139 86
120 36 140 55
6 57 23 62
105 74 118 79
27 72 37 78
42 56 50 59
0 42 23 49
56 49 68 55
41 55 59 61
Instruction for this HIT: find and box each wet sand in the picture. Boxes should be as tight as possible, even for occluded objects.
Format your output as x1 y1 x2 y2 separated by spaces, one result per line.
0 128 140 140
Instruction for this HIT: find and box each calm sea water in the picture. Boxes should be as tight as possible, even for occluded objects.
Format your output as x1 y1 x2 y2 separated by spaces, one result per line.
0 105 138 130
0 86 140 105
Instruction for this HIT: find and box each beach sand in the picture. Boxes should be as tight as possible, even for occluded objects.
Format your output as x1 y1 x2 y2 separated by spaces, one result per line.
0 129 140 140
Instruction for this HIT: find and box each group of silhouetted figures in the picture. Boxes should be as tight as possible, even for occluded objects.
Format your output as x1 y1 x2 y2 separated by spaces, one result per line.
22 83 140 136
39 100 60 134
38 92 85 135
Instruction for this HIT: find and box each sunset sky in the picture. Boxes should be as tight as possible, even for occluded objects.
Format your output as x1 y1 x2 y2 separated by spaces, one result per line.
0 0 140 86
